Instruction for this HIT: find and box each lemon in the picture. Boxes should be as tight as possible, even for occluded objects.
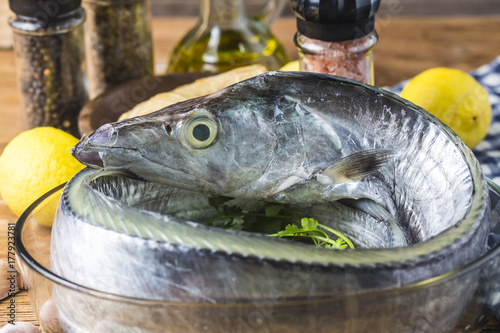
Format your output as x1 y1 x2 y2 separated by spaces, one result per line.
280 60 300 71
400 67 491 149
32 186 64 227
0 127 84 225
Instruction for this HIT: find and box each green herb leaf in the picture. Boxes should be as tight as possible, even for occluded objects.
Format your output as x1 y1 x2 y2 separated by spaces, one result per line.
204 198 355 250
265 204 283 217
300 217 318 230
269 217 355 250
284 224 300 234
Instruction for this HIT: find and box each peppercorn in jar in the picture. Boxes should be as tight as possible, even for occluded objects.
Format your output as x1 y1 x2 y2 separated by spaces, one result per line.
83 0 154 99
9 0 88 137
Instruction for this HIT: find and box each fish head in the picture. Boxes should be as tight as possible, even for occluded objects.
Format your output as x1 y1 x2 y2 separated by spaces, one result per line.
72 91 279 195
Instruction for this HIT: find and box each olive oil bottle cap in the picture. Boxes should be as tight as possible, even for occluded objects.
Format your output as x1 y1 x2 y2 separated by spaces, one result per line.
290 0 381 41
9 0 82 18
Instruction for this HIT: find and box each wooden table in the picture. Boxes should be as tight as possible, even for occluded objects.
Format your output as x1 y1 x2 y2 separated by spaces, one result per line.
1 16 500 331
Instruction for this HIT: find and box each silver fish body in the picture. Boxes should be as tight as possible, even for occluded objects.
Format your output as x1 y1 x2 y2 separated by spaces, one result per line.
52 168 486 332
52 71 490 332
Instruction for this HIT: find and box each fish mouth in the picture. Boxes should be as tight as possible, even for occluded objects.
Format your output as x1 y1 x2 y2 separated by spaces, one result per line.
72 123 140 168
72 142 140 169
73 139 216 192
72 148 104 168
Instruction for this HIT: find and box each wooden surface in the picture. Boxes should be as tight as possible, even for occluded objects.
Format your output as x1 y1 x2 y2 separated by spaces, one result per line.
1 16 500 330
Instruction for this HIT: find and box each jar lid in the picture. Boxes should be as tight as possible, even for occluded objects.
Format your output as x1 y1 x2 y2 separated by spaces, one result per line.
291 0 381 41
9 0 82 18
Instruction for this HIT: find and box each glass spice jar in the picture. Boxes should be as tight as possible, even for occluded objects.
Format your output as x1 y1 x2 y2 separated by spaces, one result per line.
83 0 154 99
290 0 380 85
9 0 88 137
294 30 378 85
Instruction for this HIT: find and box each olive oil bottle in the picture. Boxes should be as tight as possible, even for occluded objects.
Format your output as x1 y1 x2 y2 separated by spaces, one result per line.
167 0 290 73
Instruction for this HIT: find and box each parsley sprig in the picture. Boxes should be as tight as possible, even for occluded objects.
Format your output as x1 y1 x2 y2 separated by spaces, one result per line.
206 196 355 250
269 218 355 249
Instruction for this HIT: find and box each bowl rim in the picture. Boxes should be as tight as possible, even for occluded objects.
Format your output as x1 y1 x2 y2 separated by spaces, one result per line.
14 179 500 306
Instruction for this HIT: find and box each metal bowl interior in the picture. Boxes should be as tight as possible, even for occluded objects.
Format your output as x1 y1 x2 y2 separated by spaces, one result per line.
14 181 500 333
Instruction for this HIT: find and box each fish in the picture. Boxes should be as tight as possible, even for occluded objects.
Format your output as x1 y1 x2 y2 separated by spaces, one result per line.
52 71 490 332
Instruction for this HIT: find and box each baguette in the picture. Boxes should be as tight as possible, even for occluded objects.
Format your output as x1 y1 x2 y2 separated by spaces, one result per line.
119 65 268 120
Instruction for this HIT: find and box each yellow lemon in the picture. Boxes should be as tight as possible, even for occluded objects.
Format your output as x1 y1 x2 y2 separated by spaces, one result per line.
0 127 84 225
32 186 64 227
400 67 491 149
280 60 300 71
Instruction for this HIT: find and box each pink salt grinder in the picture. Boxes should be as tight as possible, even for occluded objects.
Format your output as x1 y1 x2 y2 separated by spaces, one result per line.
291 0 380 85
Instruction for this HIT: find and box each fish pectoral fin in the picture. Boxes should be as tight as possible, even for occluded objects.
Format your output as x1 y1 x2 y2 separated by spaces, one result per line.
322 149 392 183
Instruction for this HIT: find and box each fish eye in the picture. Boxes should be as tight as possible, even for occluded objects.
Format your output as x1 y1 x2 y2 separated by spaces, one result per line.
185 116 218 149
